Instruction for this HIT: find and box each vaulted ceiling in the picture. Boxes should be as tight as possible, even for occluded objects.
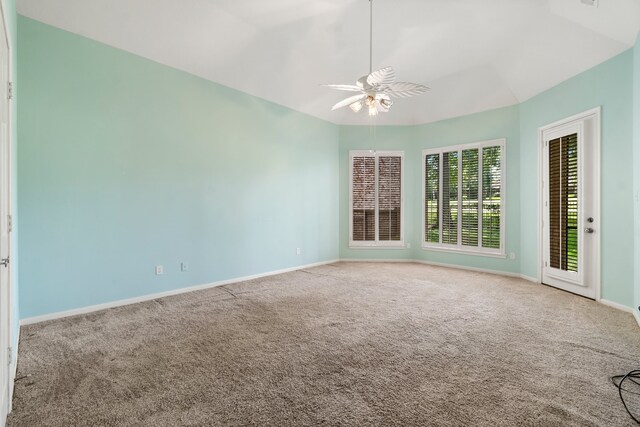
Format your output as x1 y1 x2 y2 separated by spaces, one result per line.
17 0 640 125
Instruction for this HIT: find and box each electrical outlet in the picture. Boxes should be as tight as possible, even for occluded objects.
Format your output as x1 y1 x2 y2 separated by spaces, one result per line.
296 248 301 255
180 262 188 272
155 265 164 275
509 252 516 260
406 243 411 249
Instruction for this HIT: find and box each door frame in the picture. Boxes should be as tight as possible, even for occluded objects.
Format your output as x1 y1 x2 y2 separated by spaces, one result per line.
537 107 601 300
0 0 13 418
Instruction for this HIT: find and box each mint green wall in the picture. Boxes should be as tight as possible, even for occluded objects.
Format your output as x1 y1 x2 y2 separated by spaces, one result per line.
338 125 415 260
519 50 634 306
412 107 521 273
338 106 521 275
17 16 639 318
18 17 339 318
340 50 636 307
634 33 640 316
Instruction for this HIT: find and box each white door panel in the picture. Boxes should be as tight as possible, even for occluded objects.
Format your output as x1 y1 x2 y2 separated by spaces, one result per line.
0 4 9 423
541 110 600 299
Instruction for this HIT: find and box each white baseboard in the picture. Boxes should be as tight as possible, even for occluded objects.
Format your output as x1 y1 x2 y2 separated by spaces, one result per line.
345 259 638 328
342 258 539 284
412 259 523 279
519 274 539 284
20 259 339 326
339 258 415 263
599 299 634 313
599 299 640 329
19 258 639 331
341 258 545 286
19 257 521 326
361 261 636 328
8 329 19 414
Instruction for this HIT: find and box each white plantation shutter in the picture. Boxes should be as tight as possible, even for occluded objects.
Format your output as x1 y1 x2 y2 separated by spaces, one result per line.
482 146 502 250
424 153 440 243
378 156 401 241
442 151 458 245
350 151 404 247
352 156 376 241
548 134 578 272
423 140 505 255
461 149 479 247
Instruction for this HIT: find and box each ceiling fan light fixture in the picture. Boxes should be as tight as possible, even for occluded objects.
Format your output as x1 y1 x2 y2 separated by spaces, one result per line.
322 0 429 116
349 101 363 112
379 99 392 112
364 95 377 116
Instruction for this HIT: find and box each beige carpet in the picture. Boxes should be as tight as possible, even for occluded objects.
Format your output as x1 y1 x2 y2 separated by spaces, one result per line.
8 262 640 426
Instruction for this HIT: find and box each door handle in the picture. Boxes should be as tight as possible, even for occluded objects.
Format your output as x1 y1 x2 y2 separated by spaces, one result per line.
0 257 8 267
584 228 594 234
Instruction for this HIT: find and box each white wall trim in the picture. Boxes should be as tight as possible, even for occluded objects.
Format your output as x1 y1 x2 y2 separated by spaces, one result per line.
420 245 507 258
8 327 17 413
0 1 14 423
358 260 635 326
19 258 638 331
599 299 634 313
411 259 523 279
20 259 339 326
519 274 539 284
342 258 532 282
346 246 407 250
20 258 529 326
339 258 415 263
599 300 640 329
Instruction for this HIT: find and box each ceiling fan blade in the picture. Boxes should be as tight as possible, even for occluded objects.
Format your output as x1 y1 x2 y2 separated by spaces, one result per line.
320 84 364 92
384 82 430 98
367 66 396 87
322 0 431 114
331 94 368 111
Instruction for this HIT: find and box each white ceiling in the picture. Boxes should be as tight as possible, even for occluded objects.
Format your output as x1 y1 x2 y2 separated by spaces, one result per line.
17 0 640 125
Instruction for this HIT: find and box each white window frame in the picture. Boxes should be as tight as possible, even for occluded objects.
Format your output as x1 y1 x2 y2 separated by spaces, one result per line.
422 139 506 257
349 150 404 248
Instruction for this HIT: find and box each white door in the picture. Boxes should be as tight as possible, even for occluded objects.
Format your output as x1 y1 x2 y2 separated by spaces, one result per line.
0 4 10 422
541 109 600 299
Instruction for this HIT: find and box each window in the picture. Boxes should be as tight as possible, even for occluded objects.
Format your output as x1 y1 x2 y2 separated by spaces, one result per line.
423 139 505 256
350 150 404 247
548 133 578 272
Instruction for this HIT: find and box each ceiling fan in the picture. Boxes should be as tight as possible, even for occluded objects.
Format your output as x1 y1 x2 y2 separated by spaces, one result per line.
322 0 429 116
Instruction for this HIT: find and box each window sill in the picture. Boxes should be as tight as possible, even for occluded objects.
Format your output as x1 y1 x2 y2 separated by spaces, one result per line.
349 243 406 250
421 245 506 258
